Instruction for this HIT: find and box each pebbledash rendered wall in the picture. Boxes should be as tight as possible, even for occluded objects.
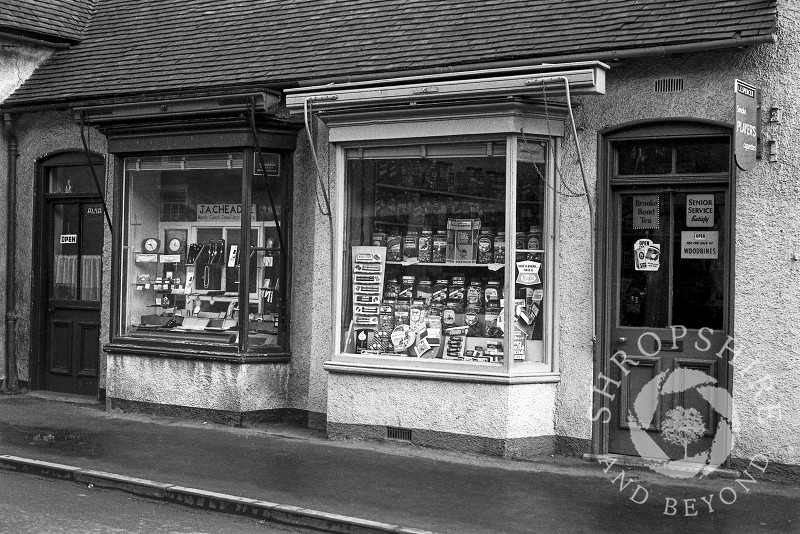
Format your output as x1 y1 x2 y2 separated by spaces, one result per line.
322 7 800 469
553 5 800 468
0 37 53 388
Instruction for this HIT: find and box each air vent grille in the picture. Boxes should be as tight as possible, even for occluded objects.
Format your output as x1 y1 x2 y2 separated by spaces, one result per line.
654 78 685 93
387 426 412 441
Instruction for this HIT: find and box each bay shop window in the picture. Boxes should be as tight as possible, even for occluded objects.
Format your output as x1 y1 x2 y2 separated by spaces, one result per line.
119 152 288 353
336 136 557 373
286 61 609 377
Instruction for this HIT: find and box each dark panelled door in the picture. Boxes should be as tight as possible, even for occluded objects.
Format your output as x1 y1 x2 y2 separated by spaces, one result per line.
607 188 731 464
44 201 104 395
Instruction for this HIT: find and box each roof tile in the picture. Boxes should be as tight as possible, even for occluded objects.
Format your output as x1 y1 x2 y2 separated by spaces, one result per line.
4 0 778 106
0 0 96 42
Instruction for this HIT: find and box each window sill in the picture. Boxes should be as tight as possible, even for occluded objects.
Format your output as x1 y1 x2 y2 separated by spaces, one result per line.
324 353 560 384
104 338 290 363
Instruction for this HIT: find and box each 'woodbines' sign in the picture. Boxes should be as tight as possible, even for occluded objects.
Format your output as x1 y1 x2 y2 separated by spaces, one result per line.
734 79 758 171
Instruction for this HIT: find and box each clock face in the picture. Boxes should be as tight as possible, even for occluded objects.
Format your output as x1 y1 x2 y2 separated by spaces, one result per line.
168 237 183 253
143 238 160 253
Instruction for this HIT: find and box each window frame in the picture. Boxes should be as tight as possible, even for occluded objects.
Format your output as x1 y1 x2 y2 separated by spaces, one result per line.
105 126 296 361
327 122 562 384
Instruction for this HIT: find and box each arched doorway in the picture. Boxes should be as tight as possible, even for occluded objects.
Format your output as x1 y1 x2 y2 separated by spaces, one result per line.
34 151 105 396
594 120 735 460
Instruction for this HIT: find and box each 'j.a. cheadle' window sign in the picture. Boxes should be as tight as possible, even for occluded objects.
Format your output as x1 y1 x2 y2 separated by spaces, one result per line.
734 79 758 172
197 204 257 221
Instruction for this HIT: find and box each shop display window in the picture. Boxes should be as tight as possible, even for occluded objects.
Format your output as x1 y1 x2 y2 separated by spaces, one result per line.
339 139 551 366
121 153 287 352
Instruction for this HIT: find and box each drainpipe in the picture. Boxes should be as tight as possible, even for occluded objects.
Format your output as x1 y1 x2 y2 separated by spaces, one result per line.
3 113 19 392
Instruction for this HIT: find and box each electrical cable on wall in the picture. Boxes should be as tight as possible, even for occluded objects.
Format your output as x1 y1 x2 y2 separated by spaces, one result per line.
303 96 338 354
248 100 286 255
527 77 597 346
303 98 333 221
79 112 113 232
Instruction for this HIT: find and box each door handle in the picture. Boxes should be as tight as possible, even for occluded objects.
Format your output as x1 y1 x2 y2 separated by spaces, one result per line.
615 337 627 345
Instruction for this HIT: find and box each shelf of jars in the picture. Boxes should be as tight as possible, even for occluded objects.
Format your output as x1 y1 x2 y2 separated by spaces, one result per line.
376 182 540 205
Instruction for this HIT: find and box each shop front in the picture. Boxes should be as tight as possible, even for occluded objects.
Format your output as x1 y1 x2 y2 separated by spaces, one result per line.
81 94 303 421
3 0 796 476
285 62 608 456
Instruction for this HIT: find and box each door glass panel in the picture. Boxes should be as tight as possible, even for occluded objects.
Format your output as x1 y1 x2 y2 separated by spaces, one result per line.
80 203 104 301
48 165 104 194
675 139 729 174
616 141 672 175
618 193 670 328
672 192 726 329
616 137 729 176
51 203 81 301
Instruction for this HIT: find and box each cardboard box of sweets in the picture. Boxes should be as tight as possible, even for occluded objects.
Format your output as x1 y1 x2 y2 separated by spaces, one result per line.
446 219 481 263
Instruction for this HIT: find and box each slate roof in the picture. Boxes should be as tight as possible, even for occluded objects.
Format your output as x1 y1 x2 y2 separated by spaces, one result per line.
3 0 777 108
0 0 95 43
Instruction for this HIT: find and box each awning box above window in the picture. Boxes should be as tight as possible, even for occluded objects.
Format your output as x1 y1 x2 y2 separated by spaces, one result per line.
285 61 608 113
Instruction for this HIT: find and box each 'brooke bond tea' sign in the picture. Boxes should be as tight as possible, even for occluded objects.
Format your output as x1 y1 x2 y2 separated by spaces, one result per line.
734 79 758 172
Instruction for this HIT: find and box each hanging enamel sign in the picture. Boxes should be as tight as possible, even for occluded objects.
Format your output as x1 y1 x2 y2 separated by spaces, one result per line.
634 238 661 271
734 79 759 172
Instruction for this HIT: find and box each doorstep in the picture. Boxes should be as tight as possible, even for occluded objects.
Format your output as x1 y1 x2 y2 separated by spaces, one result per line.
583 453 742 480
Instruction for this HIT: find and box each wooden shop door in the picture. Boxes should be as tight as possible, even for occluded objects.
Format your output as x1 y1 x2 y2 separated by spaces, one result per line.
43 199 103 395
606 186 732 465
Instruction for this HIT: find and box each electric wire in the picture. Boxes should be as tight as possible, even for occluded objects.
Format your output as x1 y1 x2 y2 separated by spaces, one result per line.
79 112 112 232
303 98 333 219
248 101 286 255
524 76 596 345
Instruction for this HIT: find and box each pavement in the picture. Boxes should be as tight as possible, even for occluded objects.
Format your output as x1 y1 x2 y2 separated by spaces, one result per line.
0 392 798 534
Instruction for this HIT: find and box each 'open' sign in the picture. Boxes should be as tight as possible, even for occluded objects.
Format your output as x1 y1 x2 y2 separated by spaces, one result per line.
60 234 77 244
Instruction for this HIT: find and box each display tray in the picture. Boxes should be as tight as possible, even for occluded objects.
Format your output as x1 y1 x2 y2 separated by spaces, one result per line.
128 328 237 344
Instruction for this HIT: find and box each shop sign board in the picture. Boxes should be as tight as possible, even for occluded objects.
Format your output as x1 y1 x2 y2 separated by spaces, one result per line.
734 79 758 172
686 194 714 227
632 195 659 229
197 204 257 221
680 231 719 259
60 234 77 244
253 153 280 176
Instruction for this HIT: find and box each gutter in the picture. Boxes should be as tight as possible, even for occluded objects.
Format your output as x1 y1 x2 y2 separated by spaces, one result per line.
0 30 71 50
2 113 19 392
